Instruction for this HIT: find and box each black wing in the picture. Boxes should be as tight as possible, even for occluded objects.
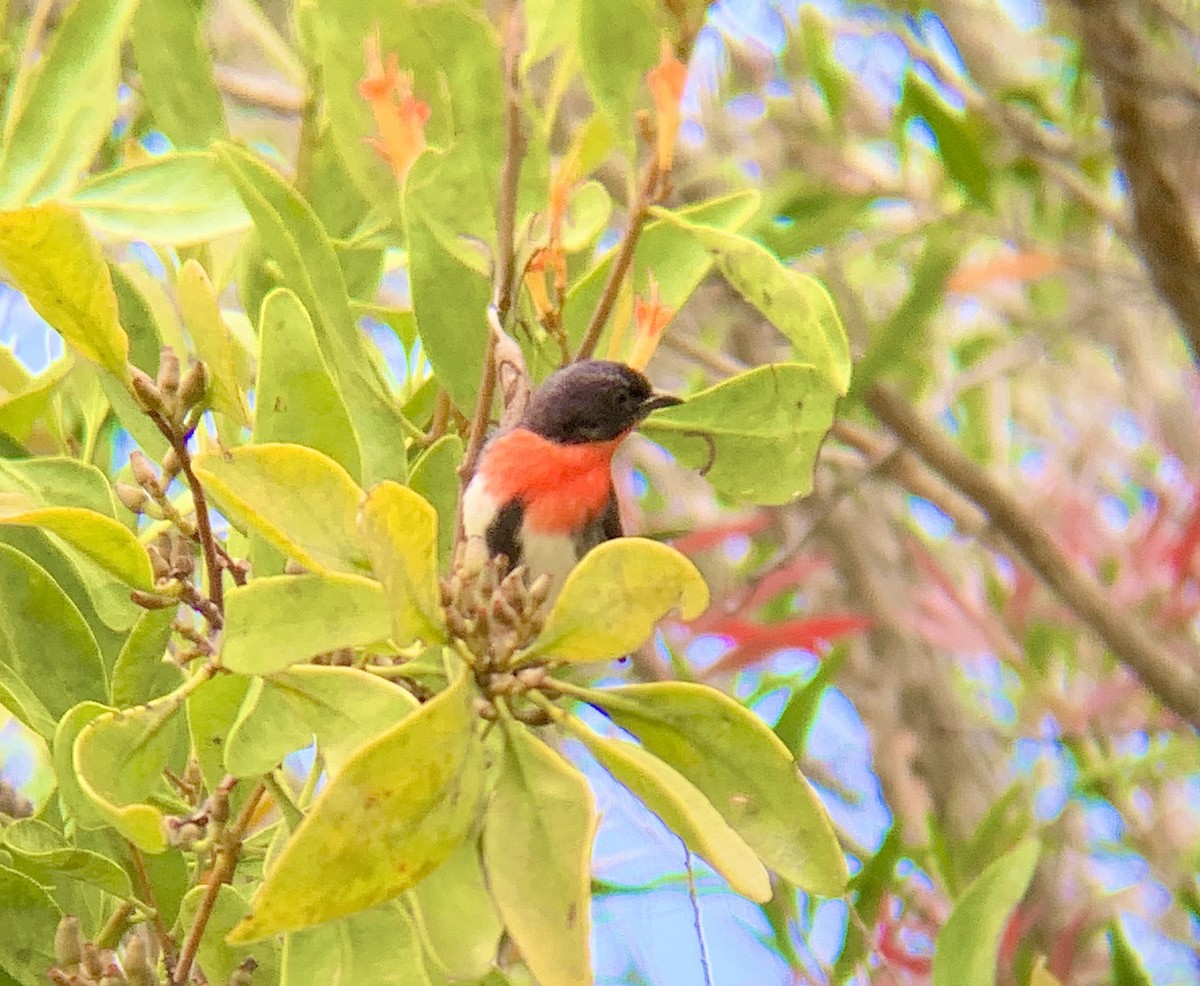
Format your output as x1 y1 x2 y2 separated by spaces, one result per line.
486 498 524 571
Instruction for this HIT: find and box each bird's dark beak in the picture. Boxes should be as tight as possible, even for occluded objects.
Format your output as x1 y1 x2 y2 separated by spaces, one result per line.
640 392 684 415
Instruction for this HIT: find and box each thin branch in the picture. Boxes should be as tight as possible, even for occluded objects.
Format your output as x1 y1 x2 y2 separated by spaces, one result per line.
212 65 304 115
1073 0 1200 362
865 382 1200 729
93 901 136 951
172 781 267 986
130 843 179 973
575 159 662 361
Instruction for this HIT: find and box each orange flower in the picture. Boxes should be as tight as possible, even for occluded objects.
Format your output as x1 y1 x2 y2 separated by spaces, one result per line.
627 272 675 370
358 29 430 184
524 248 556 319
646 36 688 172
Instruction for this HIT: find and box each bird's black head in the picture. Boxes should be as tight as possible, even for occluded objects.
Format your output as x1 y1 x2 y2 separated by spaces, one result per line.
522 360 683 444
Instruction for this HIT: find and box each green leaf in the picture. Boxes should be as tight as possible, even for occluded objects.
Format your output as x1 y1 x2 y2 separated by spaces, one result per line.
525 0 580 69
281 902 434 986
799 8 849 128
221 574 392 675
0 457 117 516
583 681 848 894
931 839 1039 986
482 719 595 986
0 659 56 740
409 435 463 571
0 544 106 722
254 288 363 481
0 0 138 206
110 609 184 707
651 209 850 394
70 153 249 245
640 364 839 505
578 0 662 131
0 505 152 589
227 664 483 942
177 259 251 425
73 694 190 853
772 645 849 757
0 203 129 380
53 702 110 829
832 826 902 981
187 674 252 793
407 842 503 981
193 444 368 574
900 71 993 209
564 191 760 354
0 864 59 986
216 142 409 485
225 665 418 777
525 538 708 663
358 482 443 646
1109 919 1154 986
131 0 227 148
179 884 278 985
3 818 132 898
561 714 771 901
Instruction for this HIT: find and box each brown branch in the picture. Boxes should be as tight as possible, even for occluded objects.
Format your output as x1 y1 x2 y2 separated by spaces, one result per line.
1074 0 1200 362
212 65 304 115
130 843 179 973
865 381 1200 729
575 159 662 361
172 781 267 986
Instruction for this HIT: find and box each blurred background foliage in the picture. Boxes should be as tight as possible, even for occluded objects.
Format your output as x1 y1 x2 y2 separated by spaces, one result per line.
1 0 1199 984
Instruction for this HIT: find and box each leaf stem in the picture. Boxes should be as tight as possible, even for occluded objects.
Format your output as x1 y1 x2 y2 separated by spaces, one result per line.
172 781 267 986
94 900 136 951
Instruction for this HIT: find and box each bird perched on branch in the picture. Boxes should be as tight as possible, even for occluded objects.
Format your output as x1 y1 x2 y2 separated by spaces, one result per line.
461 359 682 594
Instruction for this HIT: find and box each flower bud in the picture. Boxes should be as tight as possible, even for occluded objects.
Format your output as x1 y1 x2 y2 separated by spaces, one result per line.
129 367 166 414
177 361 210 412
53 915 83 970
131 589 177 611
82 942 104 979
115 482 150 515
161 446 182 485
129 451 161 499
155 346 181 397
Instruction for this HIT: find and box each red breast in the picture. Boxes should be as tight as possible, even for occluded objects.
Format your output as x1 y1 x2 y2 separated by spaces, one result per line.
478 428 620 534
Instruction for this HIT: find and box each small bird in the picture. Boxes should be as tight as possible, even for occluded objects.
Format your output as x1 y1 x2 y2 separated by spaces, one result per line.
461 360 682 593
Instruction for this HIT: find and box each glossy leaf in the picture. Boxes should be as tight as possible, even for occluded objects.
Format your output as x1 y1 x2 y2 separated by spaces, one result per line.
70 154 249 245
0 505 152 589
0 458 116 516
0 204 128 380
225 665 418 777
407 842 503 981
0 865 59 986
651 210 850 394
178 259 251 425
525 538 708 663
280 902 434 986
228 665 483 942
221 574 392 675
52 702 110 829
187 674 252 793
179 884 278 986
110 609 183 707
641 364 839 505
193 444 368 574
0 544 106 723
73 694 190 852
482 719 595 986
900 71 993 209
578 0 662 131
564 191 760 352
358 482 443 646
254 288 362 480
562 715 771 901
409 435 463 571
584 681 848 894
931 839 1039 986
0 0 137 207
131 0 227 148
2 818 132 898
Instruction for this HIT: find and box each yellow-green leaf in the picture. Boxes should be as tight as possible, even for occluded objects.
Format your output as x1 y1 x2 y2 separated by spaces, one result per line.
932 840 1039 986
651 207 851 395
561 715 771 902
73 693 190 852
221 574 392 675
525 538 708 663
584 681 848 895
178 259 250 426
408 435 463 571
280 901 434 986
358 482 443 646
482 719 595 986
227 663 483 942
192 444 367 574
225 665 418 777
0 203 128 380
0 504 152 589
179 884 278 985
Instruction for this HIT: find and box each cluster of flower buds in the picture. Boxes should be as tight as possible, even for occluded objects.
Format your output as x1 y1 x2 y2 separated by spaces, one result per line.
128 346 209 431
48 920 159 986
311 646 355 666
115 449 184 525
0 777 33 820
441 557 552 672
129 528 199 616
